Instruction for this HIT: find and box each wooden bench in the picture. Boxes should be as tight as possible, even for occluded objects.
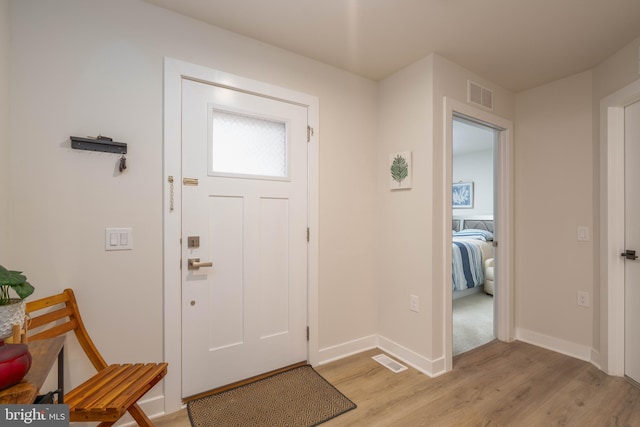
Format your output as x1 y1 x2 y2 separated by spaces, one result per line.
26 288 168 426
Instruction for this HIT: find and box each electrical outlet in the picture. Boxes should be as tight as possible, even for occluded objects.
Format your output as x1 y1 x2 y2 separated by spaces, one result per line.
577 291 590 307
410 295 419 312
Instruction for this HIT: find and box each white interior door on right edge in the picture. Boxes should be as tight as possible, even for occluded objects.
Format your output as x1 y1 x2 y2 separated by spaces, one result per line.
624 99 640 384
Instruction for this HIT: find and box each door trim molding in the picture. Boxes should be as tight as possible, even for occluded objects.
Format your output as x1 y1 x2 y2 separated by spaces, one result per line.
600 78 640 376
443 97 514 371
162 57 319 413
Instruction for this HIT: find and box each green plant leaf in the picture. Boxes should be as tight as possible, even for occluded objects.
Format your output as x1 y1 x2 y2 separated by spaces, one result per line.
11 281 35 300
390 155 409 185
0 265 35 303
0 265 26 285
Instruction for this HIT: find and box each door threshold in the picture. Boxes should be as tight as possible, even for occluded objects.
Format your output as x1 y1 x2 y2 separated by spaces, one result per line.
183 360 308 403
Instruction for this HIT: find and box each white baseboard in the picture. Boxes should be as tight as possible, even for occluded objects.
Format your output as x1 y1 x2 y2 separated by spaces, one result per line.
316 334 444 378
378 335 445 377
316 334 378 365
590 348 602 370
516 327 592 362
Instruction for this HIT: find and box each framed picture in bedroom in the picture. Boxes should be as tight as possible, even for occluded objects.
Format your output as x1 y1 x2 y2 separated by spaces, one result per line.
452 182 473 208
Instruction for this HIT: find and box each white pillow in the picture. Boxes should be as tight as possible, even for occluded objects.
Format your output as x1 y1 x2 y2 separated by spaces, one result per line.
454 229 493 241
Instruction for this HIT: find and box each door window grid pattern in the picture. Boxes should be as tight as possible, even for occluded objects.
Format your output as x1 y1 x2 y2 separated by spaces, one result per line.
211 109 287 178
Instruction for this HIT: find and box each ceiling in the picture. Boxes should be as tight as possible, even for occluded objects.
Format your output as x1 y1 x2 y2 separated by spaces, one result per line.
145 0 640 92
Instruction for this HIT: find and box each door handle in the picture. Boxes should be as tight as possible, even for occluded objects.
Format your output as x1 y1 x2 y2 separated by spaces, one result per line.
621 250 639 260
188 258 213 270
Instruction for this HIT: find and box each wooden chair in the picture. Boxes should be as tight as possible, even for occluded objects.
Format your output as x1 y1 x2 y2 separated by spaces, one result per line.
26 288 168 426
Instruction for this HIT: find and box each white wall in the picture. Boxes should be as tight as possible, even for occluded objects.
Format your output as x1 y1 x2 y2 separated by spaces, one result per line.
376 54 513 371
593 34 640 102
0 0 9 262
514 71 594 353
481 33 640 367
377 55 434 362
453 149 494 216
9 0 378 411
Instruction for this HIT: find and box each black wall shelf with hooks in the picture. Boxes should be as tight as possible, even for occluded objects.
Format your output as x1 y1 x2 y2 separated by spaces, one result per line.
70 136 127 154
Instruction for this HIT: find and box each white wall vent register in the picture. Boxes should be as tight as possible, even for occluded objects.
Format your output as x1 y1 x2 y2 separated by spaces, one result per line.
467 80 493 111
372 354 408 373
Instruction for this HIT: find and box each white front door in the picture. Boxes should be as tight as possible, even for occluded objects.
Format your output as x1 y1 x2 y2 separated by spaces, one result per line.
180 78 309 397
624 99 640 384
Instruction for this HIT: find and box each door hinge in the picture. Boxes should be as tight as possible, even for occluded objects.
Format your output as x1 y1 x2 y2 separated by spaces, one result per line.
306 326 310 341
307 125 314 142
306 227 310 242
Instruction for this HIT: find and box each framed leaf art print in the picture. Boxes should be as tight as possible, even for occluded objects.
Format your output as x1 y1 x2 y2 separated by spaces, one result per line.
389 151 412 190
452 181 474 208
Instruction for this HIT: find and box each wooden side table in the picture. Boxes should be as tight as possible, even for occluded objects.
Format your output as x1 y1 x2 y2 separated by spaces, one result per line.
0 336 65 404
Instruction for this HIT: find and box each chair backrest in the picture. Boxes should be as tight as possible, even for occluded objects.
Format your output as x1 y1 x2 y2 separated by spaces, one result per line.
26 288 108 372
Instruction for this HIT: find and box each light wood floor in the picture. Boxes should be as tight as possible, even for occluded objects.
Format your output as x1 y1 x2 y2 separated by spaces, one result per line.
154 340 640 426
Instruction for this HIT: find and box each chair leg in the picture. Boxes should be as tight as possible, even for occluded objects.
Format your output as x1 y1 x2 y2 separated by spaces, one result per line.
128 403 154 427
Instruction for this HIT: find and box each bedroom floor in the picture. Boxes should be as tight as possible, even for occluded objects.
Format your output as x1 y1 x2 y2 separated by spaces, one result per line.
453 292 494 355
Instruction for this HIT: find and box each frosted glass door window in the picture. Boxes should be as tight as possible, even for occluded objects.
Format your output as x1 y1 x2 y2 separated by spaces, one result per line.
210 109 288 179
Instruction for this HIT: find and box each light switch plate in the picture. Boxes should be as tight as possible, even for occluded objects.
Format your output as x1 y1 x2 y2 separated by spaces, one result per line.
105 228 133 251
577 226 590 241
410 294 419 312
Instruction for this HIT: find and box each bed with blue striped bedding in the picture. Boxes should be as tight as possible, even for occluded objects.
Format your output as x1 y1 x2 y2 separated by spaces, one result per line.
452 238 488 291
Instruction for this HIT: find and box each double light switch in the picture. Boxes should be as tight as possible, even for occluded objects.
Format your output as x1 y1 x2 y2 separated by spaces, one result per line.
105 228 133 251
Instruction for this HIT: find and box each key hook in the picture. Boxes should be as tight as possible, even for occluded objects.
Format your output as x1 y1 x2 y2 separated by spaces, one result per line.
119 155 127 173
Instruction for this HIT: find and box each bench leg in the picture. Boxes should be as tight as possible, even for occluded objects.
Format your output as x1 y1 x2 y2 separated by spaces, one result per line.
94 403 151 427
128 403 154 427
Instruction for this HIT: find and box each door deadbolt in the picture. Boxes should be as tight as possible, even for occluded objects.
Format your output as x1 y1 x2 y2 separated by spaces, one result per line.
187 236 200 248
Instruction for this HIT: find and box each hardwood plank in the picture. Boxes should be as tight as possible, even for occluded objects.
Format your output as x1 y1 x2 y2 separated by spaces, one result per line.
153 340 640 426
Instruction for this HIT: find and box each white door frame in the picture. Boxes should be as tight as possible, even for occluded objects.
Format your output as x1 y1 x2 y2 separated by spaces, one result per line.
162 57 319 413
600 78 640 376
443 97 515 371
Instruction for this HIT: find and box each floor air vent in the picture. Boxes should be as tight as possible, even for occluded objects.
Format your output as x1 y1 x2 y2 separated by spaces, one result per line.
467 80 493 110
372 354 408 373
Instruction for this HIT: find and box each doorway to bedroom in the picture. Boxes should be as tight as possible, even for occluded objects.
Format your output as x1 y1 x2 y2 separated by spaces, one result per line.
452 115 499 355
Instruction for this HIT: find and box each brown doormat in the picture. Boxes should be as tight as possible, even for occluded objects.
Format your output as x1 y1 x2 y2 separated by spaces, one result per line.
187 365 356 426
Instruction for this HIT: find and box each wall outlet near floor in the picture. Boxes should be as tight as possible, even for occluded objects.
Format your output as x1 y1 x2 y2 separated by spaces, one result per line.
577 291 590 307
410 294 419 312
